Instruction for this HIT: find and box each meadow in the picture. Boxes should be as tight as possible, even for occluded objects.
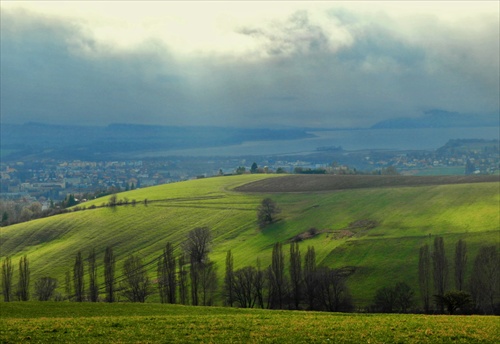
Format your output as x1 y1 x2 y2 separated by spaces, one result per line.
1 302 499 343
0 174 499 306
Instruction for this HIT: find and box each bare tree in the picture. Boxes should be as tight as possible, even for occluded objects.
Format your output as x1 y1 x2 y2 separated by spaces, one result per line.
104 246 115 302
304 246 317 310
2 256 13 302
268 242 285 309
158 242 177 304
88 249 99 302
418 244 431 313
224 250 234 307
183 227 212 306
257 198 281 228
315 267 352 312
372 285 396 313
121 255 152 302
394 281 414 313
65 270 72 300
470 245 498 314
34 277 57 301
17 255 30 301
73 251 85 302
199 261 218 306
454 239 467 291
432 236 448 313
232 266 258 308
178 254 188 305
289 242 302 309
254 258 265 309
434 290 471 315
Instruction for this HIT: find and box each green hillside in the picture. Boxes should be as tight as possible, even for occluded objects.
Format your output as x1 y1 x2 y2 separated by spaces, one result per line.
1 174 498 307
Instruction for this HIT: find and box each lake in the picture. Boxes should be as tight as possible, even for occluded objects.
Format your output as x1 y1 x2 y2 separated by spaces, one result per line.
141 126 500 157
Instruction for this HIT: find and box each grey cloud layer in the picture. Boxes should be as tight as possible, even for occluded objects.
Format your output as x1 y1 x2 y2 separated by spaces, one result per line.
1 5 498 128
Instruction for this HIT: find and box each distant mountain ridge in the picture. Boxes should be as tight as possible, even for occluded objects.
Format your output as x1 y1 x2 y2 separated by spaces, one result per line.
371 110 499 129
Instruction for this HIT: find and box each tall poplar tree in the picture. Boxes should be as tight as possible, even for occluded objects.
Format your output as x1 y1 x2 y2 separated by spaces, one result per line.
17 255 30 301
454 239 467 291
304 246 317 310
73 251 85 302
432 237 448 313
418 244 431 312
88 248 98 302
1 256 13 302
104 246 115 302
289 242 302 309
224 250 234 307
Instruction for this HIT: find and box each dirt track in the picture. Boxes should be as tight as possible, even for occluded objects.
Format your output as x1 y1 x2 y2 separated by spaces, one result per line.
235 174 500 193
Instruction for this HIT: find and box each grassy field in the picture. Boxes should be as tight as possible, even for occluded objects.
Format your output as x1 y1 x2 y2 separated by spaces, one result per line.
0 174 499 306
1 302 499 343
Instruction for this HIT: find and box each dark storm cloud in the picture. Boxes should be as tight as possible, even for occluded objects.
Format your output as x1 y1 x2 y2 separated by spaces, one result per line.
1 3 498 128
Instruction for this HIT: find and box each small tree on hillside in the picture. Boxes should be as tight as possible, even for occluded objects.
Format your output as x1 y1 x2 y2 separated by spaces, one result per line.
257 198 281 228
17 255 30 301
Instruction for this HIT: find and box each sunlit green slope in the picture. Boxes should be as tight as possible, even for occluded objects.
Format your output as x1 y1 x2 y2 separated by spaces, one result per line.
1 174 498 306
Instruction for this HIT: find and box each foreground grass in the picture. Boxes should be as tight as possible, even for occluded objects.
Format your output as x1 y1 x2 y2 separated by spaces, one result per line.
1 303 499 344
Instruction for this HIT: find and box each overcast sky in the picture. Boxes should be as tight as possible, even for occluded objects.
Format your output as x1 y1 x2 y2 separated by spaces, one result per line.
1 1 498 128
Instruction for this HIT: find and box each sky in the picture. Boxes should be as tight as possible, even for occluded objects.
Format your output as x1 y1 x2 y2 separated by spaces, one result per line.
1 1 499 128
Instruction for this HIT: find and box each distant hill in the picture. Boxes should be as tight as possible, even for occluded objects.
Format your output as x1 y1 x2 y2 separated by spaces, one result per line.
1 174 498 307
371 109 499 129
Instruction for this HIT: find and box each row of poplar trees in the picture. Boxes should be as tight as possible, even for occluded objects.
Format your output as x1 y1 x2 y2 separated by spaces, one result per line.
1 227 353 312
418 237 498 314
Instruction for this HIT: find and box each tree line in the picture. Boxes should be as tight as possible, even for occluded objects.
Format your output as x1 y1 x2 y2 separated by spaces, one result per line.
415 237 498 314
0 228 352 312
1 200 498 314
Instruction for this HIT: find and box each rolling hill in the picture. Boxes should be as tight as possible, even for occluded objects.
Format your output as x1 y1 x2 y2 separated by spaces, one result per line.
1 174 498 307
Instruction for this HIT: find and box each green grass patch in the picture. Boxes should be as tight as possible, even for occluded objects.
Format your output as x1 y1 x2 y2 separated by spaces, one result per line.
1 302 499 343
1 175 498 307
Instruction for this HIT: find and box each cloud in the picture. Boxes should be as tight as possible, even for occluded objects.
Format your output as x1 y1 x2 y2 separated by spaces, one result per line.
1 1 498 128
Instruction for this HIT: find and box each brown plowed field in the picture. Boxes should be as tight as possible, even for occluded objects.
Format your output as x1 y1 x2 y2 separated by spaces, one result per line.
235 174 500 193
